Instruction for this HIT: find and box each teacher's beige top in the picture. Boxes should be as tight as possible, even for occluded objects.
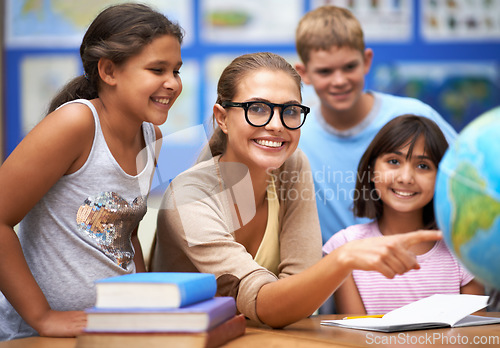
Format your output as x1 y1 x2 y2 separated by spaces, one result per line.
253 176 280 276
150 149 322 324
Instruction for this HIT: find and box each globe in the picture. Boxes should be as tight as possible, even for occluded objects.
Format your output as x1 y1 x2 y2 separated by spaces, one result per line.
435 106 500 290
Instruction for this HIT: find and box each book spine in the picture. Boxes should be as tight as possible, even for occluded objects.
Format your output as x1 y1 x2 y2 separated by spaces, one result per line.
178 275 217 307
206 298 237 330
206 314 246 348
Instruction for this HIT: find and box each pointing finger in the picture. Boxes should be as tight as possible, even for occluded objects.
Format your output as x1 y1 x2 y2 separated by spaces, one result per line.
400 230 442 248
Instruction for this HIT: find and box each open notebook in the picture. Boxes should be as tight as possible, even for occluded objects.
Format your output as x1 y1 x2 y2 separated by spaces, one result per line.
321 294 500 332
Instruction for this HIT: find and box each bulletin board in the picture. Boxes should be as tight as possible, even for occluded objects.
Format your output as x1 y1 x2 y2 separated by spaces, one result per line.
4 0 500 186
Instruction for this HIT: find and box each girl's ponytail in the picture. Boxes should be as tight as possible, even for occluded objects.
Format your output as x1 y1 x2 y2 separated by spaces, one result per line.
47 75 98 113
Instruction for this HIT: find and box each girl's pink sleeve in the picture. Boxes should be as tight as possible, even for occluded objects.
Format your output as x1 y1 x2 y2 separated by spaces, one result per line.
322 229 349 255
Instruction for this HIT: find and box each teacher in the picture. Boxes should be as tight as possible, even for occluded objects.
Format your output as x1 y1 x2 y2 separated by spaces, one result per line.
150 52 441 328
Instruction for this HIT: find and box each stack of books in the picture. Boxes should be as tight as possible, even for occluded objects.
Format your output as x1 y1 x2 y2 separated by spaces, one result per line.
76 272 246 348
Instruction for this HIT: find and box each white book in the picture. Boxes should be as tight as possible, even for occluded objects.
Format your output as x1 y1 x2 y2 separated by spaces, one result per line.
321 294 500 332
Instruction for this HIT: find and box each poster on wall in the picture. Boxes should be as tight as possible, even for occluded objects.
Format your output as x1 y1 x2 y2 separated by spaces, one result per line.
200 0 304 44
421 0 500 41
312 0 413 42
5 0 194 48
373 62 500 131
204 54 235 126
159 60 200 141
21 54 80 134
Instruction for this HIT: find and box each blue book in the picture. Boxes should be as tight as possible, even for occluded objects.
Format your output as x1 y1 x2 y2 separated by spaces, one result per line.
95 272 217 309
85 297 237 333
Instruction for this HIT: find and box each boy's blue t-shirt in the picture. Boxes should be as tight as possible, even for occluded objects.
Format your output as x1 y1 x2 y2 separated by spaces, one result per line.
298 91 457 244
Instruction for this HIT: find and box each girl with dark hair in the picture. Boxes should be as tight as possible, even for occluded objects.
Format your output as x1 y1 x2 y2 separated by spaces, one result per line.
323 115 483 315
0 3 183 339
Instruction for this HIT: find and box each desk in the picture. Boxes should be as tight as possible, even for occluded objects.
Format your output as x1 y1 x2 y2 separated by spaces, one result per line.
1 314 499 347
240 313 500 347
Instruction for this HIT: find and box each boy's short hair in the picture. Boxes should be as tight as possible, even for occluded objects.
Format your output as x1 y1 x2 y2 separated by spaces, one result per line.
295 6 365 64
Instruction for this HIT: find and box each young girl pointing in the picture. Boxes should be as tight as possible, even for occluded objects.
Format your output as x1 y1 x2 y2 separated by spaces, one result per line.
0 4 183 340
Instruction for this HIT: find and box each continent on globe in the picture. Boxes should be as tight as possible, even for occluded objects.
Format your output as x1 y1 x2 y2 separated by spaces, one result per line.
435 106 500 290
449 162 500 257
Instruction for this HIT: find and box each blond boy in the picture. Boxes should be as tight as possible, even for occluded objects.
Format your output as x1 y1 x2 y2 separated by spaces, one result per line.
295 6 457 245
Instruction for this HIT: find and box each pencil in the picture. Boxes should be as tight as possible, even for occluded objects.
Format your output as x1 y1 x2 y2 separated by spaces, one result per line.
342 314 384 320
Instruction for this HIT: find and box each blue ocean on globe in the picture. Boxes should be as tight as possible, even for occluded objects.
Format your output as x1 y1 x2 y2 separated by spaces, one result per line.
435 106 500 290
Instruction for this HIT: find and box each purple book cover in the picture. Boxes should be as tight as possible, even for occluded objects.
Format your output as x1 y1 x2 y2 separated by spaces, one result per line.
86 297 236 330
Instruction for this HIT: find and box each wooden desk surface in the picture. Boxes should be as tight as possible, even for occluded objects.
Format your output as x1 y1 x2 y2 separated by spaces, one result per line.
2 313 499 347
242 313 500 347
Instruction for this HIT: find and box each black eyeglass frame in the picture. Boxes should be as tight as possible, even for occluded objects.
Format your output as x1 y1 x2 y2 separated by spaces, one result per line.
221 101 310 130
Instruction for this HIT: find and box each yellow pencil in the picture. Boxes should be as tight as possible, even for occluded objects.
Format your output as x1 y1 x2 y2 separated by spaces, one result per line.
342 314 384 320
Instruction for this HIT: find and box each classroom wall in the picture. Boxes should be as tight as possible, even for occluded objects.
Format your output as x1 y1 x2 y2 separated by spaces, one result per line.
3 0 500 181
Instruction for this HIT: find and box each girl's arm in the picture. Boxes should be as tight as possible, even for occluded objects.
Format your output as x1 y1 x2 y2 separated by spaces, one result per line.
461 279 485 313
461 279 484 295
334 274 366 315
256 230 442 328
0 103 94 336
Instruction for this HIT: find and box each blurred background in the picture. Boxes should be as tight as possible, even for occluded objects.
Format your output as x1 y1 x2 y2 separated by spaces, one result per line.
2 0 500 261
3 0 500 178
2 0 500 179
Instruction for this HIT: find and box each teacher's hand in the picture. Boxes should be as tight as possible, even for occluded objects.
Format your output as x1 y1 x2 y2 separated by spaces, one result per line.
337 230 442 279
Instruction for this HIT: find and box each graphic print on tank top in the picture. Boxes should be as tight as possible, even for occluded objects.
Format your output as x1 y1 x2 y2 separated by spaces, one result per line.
76 191 147 268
